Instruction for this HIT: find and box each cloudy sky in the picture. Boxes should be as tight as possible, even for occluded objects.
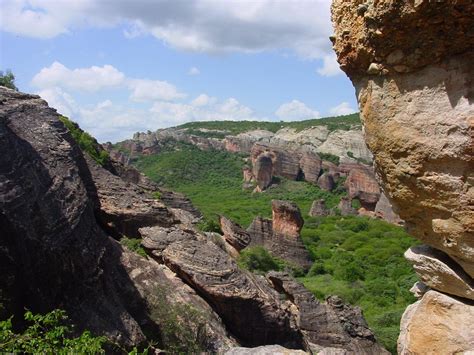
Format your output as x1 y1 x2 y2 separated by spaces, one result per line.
0 0 357 142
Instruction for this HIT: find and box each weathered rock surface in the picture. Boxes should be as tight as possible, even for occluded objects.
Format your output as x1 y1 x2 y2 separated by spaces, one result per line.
316 130 372 162
0 87 235 351
267 272 389 354
332 2 474 353
225 345 307 355
272 200 304 238
317 172 335 191
398 290 474 355
87 156 177 238
405 245 474 301
338 196 357 216
253 152 274 191
219 215 251 251
161 239 305 348
374 192 403 226
344 166 380 210
309 199 329 217
247 201 312 271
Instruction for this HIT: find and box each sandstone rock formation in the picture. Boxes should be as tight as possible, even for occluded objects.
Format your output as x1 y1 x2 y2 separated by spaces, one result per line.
267 272 389 354
219 215 251 251
247 201 312 271
331 2 474 353
253 152 274 191
317 172 335 191
374 192 403 225
344 165 380 210
309 199 329 217
338 196 357 216
398 290 474 355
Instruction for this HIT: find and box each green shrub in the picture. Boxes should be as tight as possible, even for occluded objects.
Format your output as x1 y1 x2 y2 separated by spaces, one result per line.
59 116 110 166
0 310 106 353
150 286 205 353
197 218 222 233
151 191 161 199
351 198 361 210
120 237 148 258
0 70 17 90
318 152 340 165
238 246 285 274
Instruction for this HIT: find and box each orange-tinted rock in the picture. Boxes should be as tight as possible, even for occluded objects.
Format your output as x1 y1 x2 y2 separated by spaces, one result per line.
299 151 322 184
344 166 380 210
272 200 304 238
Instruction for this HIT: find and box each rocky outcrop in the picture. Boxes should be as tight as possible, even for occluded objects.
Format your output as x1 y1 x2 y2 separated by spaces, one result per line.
317 172 335 191
87 156 177 238
309 199 329 217
338 196 357 216
316 130 372 162
159 238 305 348
332 2 474 353
374 192 403 225
219 215 251 251
405 245 474 301
0 87 235 351
253 152 274 191
344 166 380 210
247 201 312 271
398 290 474 355
267 272 389 354
225 345 306 355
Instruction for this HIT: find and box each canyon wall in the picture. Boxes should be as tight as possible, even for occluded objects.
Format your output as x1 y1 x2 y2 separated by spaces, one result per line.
331 1 474 353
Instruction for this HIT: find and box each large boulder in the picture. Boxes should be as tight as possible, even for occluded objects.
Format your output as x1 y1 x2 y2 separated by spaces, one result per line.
344 166 380 210
253 153 274 191
331 1 474 353
309 199 329 217
398 290 474 355
272 200 304 238
219 215 251 251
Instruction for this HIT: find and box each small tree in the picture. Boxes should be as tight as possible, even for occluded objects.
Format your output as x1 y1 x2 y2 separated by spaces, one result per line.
0 70 18 90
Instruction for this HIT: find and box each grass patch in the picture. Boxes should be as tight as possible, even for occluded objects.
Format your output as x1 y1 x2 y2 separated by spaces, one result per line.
120 237 148 258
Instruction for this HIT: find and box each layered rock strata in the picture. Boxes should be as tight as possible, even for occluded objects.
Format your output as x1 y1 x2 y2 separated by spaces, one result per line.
247 201 312 271
331 1 474 353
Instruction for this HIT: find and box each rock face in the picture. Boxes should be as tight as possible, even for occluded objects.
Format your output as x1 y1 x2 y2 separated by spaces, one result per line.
331 2 474 353
247 201 312 271
374 192 403 225
344 166 380 210
398 290 474 355
267 272 389 354
253 153 274 191
0 87 235 350
219 215 251 251
309 199 329 217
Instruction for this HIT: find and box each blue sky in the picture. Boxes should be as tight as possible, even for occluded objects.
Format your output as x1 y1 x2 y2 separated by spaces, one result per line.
0 0 358 142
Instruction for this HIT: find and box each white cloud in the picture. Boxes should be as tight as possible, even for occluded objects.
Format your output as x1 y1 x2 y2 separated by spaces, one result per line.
2 0 334 60
188 67 200 76
37 87 78 118
150 97 257 126
31 62 125 92
128 79 186 102
275 100 320 121
329 102 357 116
316 53 342 77
191 93 216 107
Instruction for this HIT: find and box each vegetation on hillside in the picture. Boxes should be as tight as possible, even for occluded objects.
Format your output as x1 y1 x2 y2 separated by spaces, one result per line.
0 70 18 91
59 116 110 166
133 141 344 226
177 113 360 137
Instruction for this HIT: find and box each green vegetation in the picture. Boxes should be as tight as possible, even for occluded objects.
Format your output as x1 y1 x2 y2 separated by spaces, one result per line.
0 310 106 354
197 218 222 233
150 286 206 353
318 152 340 165
120 237 148 258
59 116 110 166
133 141 344 227
151 191 161 200
0 70 17 90
238 246 304 277
299 216 418 354
347 151 371 165
178 113 360 135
